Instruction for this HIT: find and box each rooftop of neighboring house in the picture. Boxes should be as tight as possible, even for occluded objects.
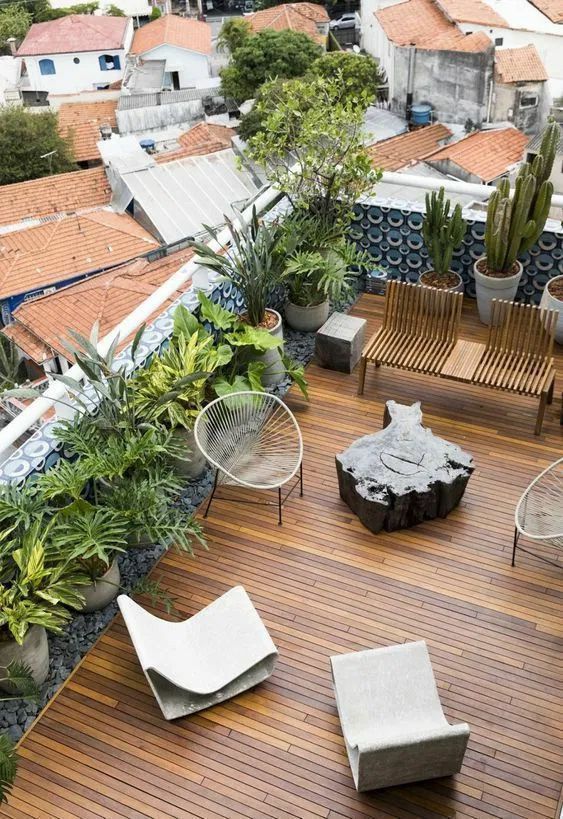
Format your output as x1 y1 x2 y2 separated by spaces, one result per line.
155 122 236 163
478 0 562 33
0 168 112 230
58 99 118 164
2 249 194 364
0 210 159 301
527 122 562 154
375 0 492 53
528 0 563 23
427 126 529 182
16 14 130 57
495 44 548 84
246 2 329 42
434 0 507 27
130 14 212 56
367 123 453 171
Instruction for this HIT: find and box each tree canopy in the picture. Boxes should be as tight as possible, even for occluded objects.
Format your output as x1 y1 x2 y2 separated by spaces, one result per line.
308 51 384 104
0 4 32 47
220 29 322 102
217 17 251 55
247 74 380 225
0 108 76 186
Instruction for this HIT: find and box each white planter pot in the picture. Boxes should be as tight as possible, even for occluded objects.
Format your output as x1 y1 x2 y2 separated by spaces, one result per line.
285 300 330 332
79 559 120 613
0 625 49 689
259 309 284 387
418 270 464 295
474 257 523 325
540 275 563 345
171 427 207 479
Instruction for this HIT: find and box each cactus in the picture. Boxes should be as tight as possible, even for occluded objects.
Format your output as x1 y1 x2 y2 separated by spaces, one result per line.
484 121 557 273
422 187 466 279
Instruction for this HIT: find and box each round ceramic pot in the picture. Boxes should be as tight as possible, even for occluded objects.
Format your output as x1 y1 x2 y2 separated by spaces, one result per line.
171 426 207 479
474 257 523 325
540 275 563 344
285 300 329 332
259 309 284 387
418 270 464 295
79 559 120 613
0 625 49 689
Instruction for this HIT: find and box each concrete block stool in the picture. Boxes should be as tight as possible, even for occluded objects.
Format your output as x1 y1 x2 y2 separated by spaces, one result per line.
315 312 366 373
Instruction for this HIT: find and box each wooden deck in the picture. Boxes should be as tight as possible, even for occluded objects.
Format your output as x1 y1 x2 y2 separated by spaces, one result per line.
4 294 563 819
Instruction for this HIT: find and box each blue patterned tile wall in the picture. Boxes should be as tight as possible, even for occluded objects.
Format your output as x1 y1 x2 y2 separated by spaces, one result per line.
350 202 563 303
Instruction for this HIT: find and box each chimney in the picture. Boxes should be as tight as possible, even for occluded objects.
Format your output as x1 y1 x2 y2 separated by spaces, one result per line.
6 37 17 57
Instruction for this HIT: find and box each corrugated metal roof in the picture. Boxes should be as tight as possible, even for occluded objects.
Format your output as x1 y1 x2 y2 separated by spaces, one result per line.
119 149 261 244
118 87 219 111
527 123 562 154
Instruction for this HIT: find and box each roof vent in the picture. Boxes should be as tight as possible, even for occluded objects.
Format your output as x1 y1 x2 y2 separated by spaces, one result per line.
99 124 113 141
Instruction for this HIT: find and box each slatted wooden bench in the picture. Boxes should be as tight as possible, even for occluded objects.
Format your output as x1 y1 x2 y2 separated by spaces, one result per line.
359 281 558 436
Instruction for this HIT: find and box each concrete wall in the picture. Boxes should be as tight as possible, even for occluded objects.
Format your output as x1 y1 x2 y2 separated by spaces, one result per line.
116 99 203 132
426 158 483 185
361 8 396 100
493 80 550 135
139 44 210 89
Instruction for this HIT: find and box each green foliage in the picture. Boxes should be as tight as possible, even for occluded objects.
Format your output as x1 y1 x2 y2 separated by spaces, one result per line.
0 108 76 186
217 16 251 55
422 187 466 279
107 3 125 14
150 5 161 18
0 4 31 46
0 482 44 544
131 575 178 616
247 74 380 225
0 336 24 392
0 662 40 803
220 28 322 102
308 51 384 106
0 733 16 805
35 1 98 19
50 506 128 579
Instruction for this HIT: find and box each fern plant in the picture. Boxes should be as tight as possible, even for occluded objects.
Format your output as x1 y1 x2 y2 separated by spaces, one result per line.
0 662 40 804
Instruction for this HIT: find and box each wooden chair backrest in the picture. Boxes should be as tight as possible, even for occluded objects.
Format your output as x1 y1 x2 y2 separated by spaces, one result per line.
382 280 463 344
487 300 558 359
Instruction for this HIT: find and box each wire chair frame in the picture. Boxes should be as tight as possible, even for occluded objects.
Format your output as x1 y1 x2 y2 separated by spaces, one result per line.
512 457 563 568
194 391 304 525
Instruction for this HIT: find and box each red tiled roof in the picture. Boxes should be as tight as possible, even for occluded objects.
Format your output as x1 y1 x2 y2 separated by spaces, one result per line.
131 15 211 56
435 0 507 26
0 210 159 301
17 15 129 57
156 122 235 163
247 3 328 42
428 127 529 182
0 168 111 228
3 249 194 364
368 123 452 171
528 0 563 23
376 0 491 52
496 45 549 84
58 100 117 163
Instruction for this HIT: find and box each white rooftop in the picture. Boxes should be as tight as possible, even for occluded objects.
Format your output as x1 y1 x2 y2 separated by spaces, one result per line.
364 106 407 146
481 0 561 34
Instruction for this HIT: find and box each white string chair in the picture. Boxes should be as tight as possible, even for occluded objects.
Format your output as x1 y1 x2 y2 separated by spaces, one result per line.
194 391 304 525
513 457 563 568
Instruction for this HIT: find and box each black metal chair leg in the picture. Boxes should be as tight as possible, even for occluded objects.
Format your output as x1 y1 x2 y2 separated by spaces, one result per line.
278 487 282 526
511 527 519 566
204 470 219 519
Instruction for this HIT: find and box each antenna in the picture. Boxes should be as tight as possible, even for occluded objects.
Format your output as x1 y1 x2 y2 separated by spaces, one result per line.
40 150 57 175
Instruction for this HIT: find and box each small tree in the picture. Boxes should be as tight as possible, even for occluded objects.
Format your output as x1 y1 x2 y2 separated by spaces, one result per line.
0 108 76 185
247 74 381 225
0 4 32 46
107 3 125 14
220 29 322 102
308 51 384 106
150 5 161 19
217 16 251 55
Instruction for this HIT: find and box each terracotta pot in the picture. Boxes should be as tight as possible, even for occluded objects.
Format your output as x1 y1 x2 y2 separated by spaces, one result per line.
285 299 330 332
79 559 120 613
0 625 49 689
540 275 563 344
474 257 523 325
418 270 464 295
171 426 207 479
258 308 284 387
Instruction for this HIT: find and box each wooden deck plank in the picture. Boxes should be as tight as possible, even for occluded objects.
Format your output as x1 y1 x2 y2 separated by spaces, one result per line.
5 295 563 819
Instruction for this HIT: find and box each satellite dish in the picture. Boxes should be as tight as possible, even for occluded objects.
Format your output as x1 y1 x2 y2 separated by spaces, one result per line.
353 44 361 54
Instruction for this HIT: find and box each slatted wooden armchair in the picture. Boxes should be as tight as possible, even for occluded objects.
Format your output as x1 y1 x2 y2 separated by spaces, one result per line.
358 280 463 395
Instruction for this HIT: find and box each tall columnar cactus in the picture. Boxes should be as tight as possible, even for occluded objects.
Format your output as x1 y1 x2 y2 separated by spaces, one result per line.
422 187 466 278
484 121 557 274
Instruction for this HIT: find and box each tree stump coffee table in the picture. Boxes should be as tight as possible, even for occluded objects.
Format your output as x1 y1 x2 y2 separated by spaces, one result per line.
336 401 474 533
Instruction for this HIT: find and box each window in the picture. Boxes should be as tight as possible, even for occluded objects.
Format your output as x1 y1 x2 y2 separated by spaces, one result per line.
99 54 121 71
495 37 503 46
39 58 55 75
520 94 539 109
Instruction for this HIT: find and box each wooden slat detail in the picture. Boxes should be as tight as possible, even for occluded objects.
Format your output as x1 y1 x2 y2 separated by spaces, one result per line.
6 295 563 819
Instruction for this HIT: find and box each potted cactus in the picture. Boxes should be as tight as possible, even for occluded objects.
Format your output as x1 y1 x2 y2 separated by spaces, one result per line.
474 121 558 325
419 187 466 293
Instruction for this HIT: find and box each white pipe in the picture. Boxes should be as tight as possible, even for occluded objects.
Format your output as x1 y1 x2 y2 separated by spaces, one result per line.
0 183 281 459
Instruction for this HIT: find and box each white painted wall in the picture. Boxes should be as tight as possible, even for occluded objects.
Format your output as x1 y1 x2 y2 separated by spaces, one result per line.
138 44 210 88
361 0 396 98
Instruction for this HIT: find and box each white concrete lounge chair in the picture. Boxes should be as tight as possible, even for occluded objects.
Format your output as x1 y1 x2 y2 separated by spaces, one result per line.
330 641 470 791
118 586 278 720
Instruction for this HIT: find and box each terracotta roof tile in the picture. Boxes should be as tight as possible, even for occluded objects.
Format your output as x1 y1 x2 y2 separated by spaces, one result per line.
17 15 129 57
131 15 211 56
247 3 328 42
495 45 549 84
368 123 452 171
435 0 507 27
3 249 194 363
528 0 563 23
428 127 529 182
156 122 235 163
58 100 117 163
2 324 53 363
0 168 111 228
376 0 491 52
0 210 159 301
